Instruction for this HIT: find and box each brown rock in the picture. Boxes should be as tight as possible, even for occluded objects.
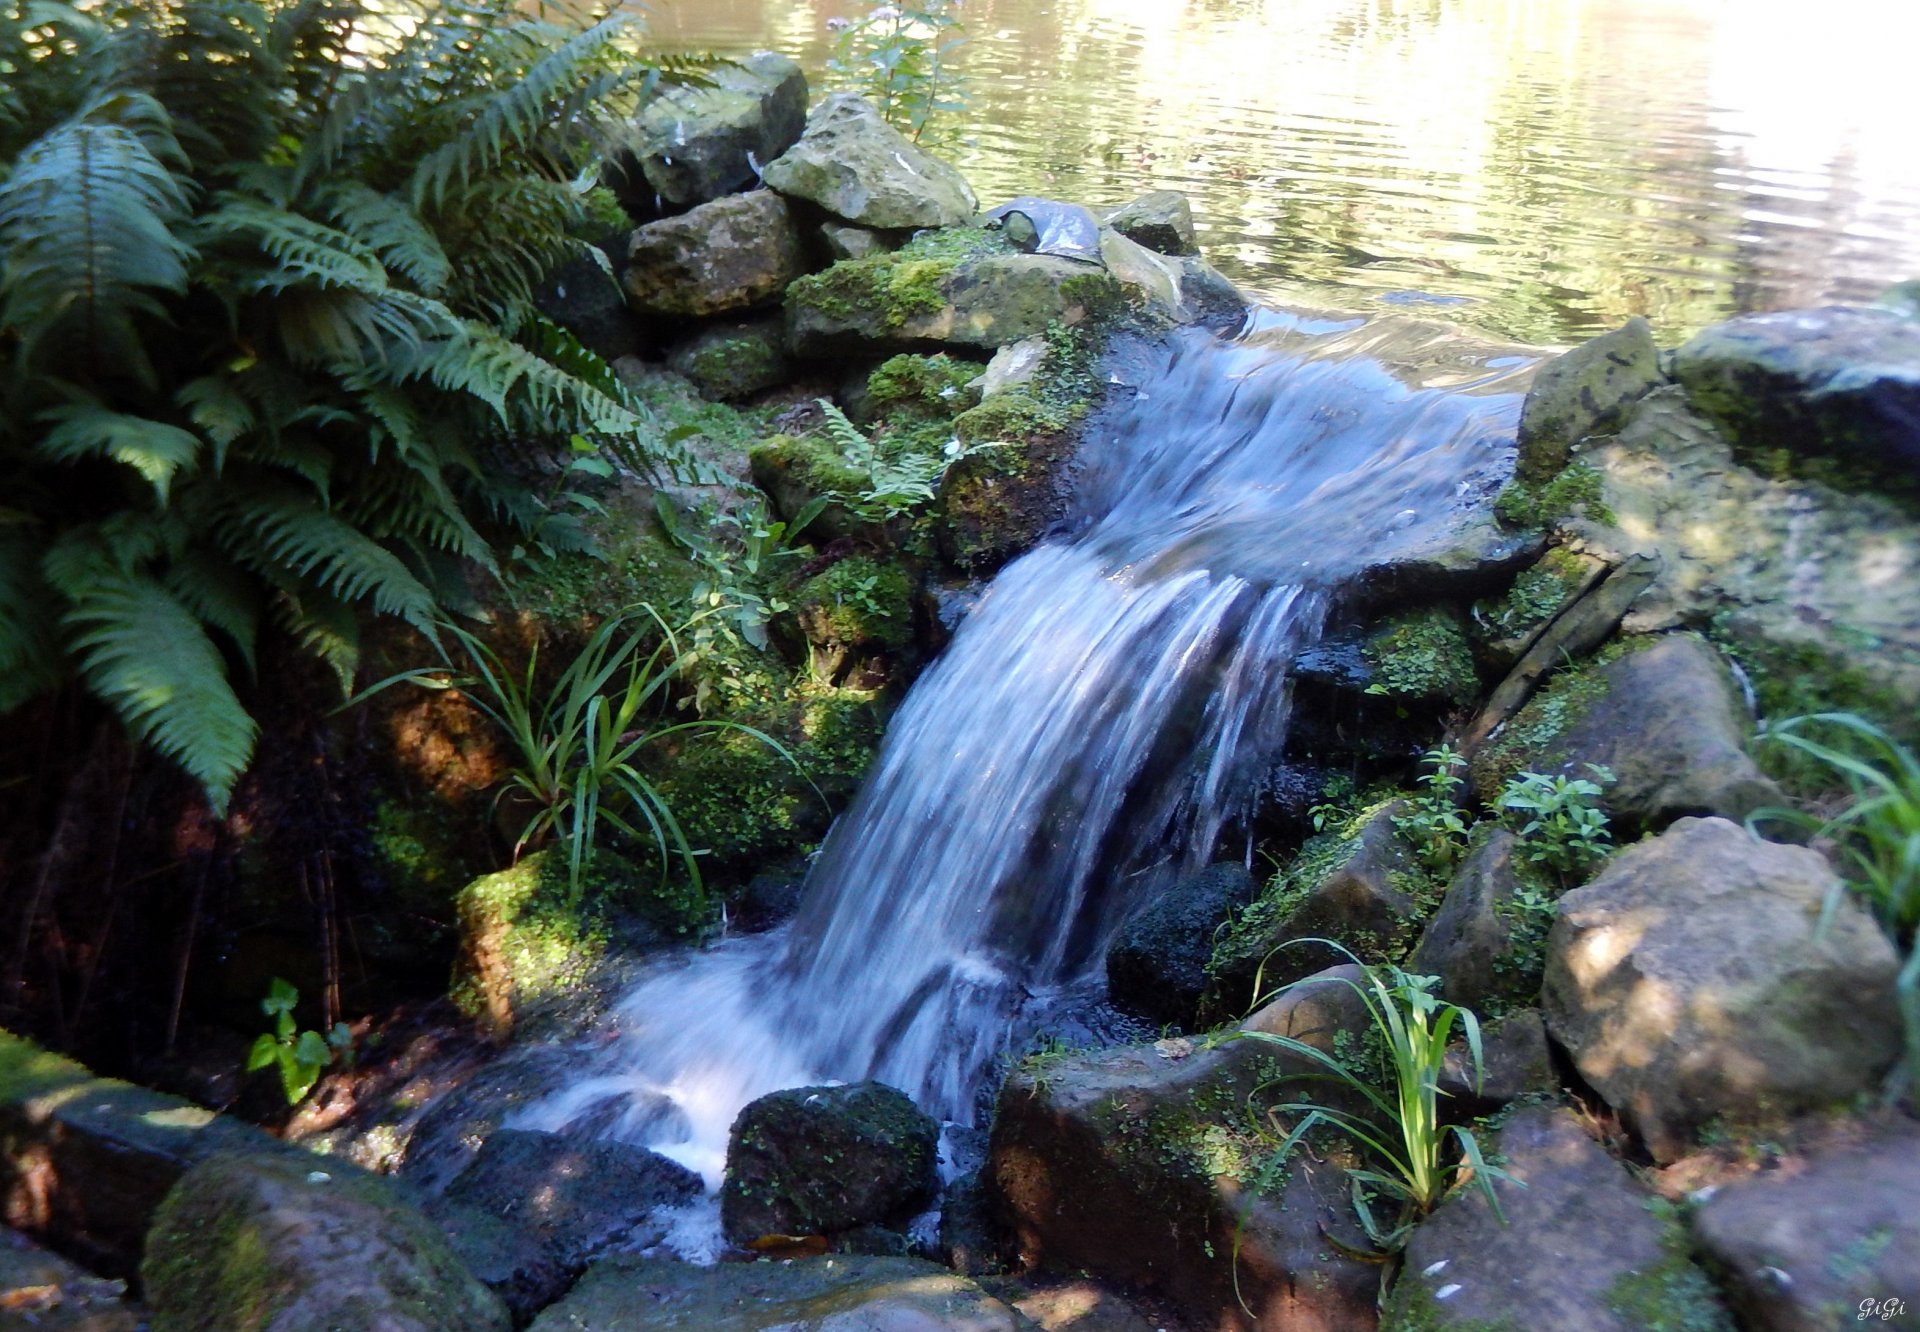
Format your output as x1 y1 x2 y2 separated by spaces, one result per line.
623 190 805 317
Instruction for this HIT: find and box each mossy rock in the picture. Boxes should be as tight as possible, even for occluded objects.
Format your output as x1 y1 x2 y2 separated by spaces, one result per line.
1469 546 1605 667
1513 316 1663 485
1361 606 1480 705
932 391 1080 572
864 352 983 422
665 320 790 402
792 554 914 653
143 1150 510 1332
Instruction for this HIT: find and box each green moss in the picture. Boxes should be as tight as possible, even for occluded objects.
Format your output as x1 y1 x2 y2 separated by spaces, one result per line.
793 555 913 650
1493 461 1615 530
1604 1207 1736 1332
1468 657 1612 796
1472 547 1590 644
1363 608 1480 704
785 226 1012 330
678 332 784 401
370 798 477 919
866 353 982 422
505 496 703 625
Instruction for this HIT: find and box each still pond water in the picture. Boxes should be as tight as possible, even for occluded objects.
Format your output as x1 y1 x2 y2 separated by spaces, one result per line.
635 0 1919 345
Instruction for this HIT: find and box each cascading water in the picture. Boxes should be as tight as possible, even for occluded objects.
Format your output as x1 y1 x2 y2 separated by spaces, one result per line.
517 306 1534 1190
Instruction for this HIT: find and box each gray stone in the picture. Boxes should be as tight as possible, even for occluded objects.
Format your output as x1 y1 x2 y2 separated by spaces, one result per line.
1515 316 1664 483
1105 863 1255 1029
1408 828 1534 1011
976 336 1047 398
1439 1008 1557 1110
611 52 807 210
1098 230 1240 327
1542 817 1904 1162
1383 1108 1731 1331
990 968 1380 1332
665 318 790 401
1693 1119 1920 1331
721 1082 938 1243
527 1254 1027 1332
0 1228 139 1332
624 189 806 318
1012 1280 1163 1332
143 1151 510 1332
762 93 978 230
1469 632 1785 835
821 221 896 261
1104 191 1198 256
1671 305 1920 484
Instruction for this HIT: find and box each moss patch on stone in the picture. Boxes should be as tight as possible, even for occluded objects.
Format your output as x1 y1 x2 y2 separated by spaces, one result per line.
866 353 983 422
1493 461 1614 530
794 555 913 650
1472 547 1590 645
1604 1202 1737 1332
1467 653 1615 797
1363 608 1480 704
784 226 1014 333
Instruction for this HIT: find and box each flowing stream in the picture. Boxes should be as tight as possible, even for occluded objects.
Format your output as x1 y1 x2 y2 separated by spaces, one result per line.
519 307 1533 1187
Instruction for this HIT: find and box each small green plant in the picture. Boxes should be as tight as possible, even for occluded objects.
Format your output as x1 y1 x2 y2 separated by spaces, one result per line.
1750 712 1920 1089
246 978 350 1106
1228 941 1515 1257
354 605 805 910
1393 744 1471 873
825 2 969 144
653 495 824 652
1498 765 1614 883
815 398 1001 523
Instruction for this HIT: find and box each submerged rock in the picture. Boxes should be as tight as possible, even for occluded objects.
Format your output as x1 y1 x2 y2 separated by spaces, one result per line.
1692 1118 1920 1330
1670 305 1920 487
527 1254 1026 1332
1104 190 1198 256
1543 817 1904 1162
1382 1108 1731 1331
623 189 806 317
1105 862 1255 1030
609 52 807 211
762 93 978 230
720 1082 938 1244
143 1151 509 1332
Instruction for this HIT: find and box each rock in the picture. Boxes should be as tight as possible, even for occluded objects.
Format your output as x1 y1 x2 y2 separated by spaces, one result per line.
527 1254 1026 1332
1408 828 1537 1011
1542 817 1904 1162
665 319 790 401
977 336 1047 398
1383 1107 1731 1331
1203 801 1423 1020
1012 1279 1163 1332
1670 306 1920 486
990 967 1380 1331
720 1082 938 1244
734 864 809 932
785 230 1120 358
534 249 644 363
1105 862 1255 1030
623 189 806 318
142 1150 509 1332
609 52 807 211
1095 230 1245 328
1692 1119 1920 1330
1468 633 1784 834
1439 1007 1557 1111
985 197 1103 262
1514 316 1664 484
821 221 896 261
1469 546 1613 670
1104 191 1198 256
0 1031 297 1278
940 1171 1005 1277
0 1228 140 1332
424 1200 572 1327
441 1129 701 1272
762 93 978 230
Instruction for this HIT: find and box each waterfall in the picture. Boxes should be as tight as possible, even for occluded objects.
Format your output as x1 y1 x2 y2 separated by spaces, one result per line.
516 306 1532 1187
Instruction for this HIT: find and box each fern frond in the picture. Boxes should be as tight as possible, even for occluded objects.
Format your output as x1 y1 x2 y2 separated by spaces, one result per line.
164 544 263 674
36 401 202 501
315 179 451 295
273 582 360 696
217 481 437 629
44 534 258 812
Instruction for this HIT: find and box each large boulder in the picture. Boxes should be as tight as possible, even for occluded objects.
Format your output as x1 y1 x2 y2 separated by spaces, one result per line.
1105 862 1255 1029
761 93 978 230
991 967 1381 1331
1542 817 1904 1162
1468 632 1784 834
142 1151 510 1332
1382 1108 1731 1331
1103 190 1198 256
1692 1118 1920 1330
720 1082 938 1244
1670 305 1920 486
623 189 806 318
1513 316 1664 484
1407 827 1539 1011
608 52 807 211
527 1254 1026 1332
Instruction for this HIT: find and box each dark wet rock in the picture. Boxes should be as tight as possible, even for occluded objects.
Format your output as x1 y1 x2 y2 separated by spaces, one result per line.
1106 863 1255 1030
425 1200 572 1327
1203 801 1423 1020
1670 305 1920 487
0 1228 140 1332
985 197 1103 262
527 1253 1027 1332
534 250 644 363
0 1031 297 1278
762 93 978 230
1468 632 1784 834
441 1129 701 1275
1408 827 1535 1011
1514 316 1664 484
733 864 809 932
1104 191 1198 256
1382 1107 1731 1332
665 318 790 401
608 52 807 211
1692 1119 1920 1331
990 967 1380 1331
623 189 806 318
721 1082 938 1244
143 1150 509 1332
941 1171 1007 1277
1543 817 1904 1163
1439 1007 1557 1112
